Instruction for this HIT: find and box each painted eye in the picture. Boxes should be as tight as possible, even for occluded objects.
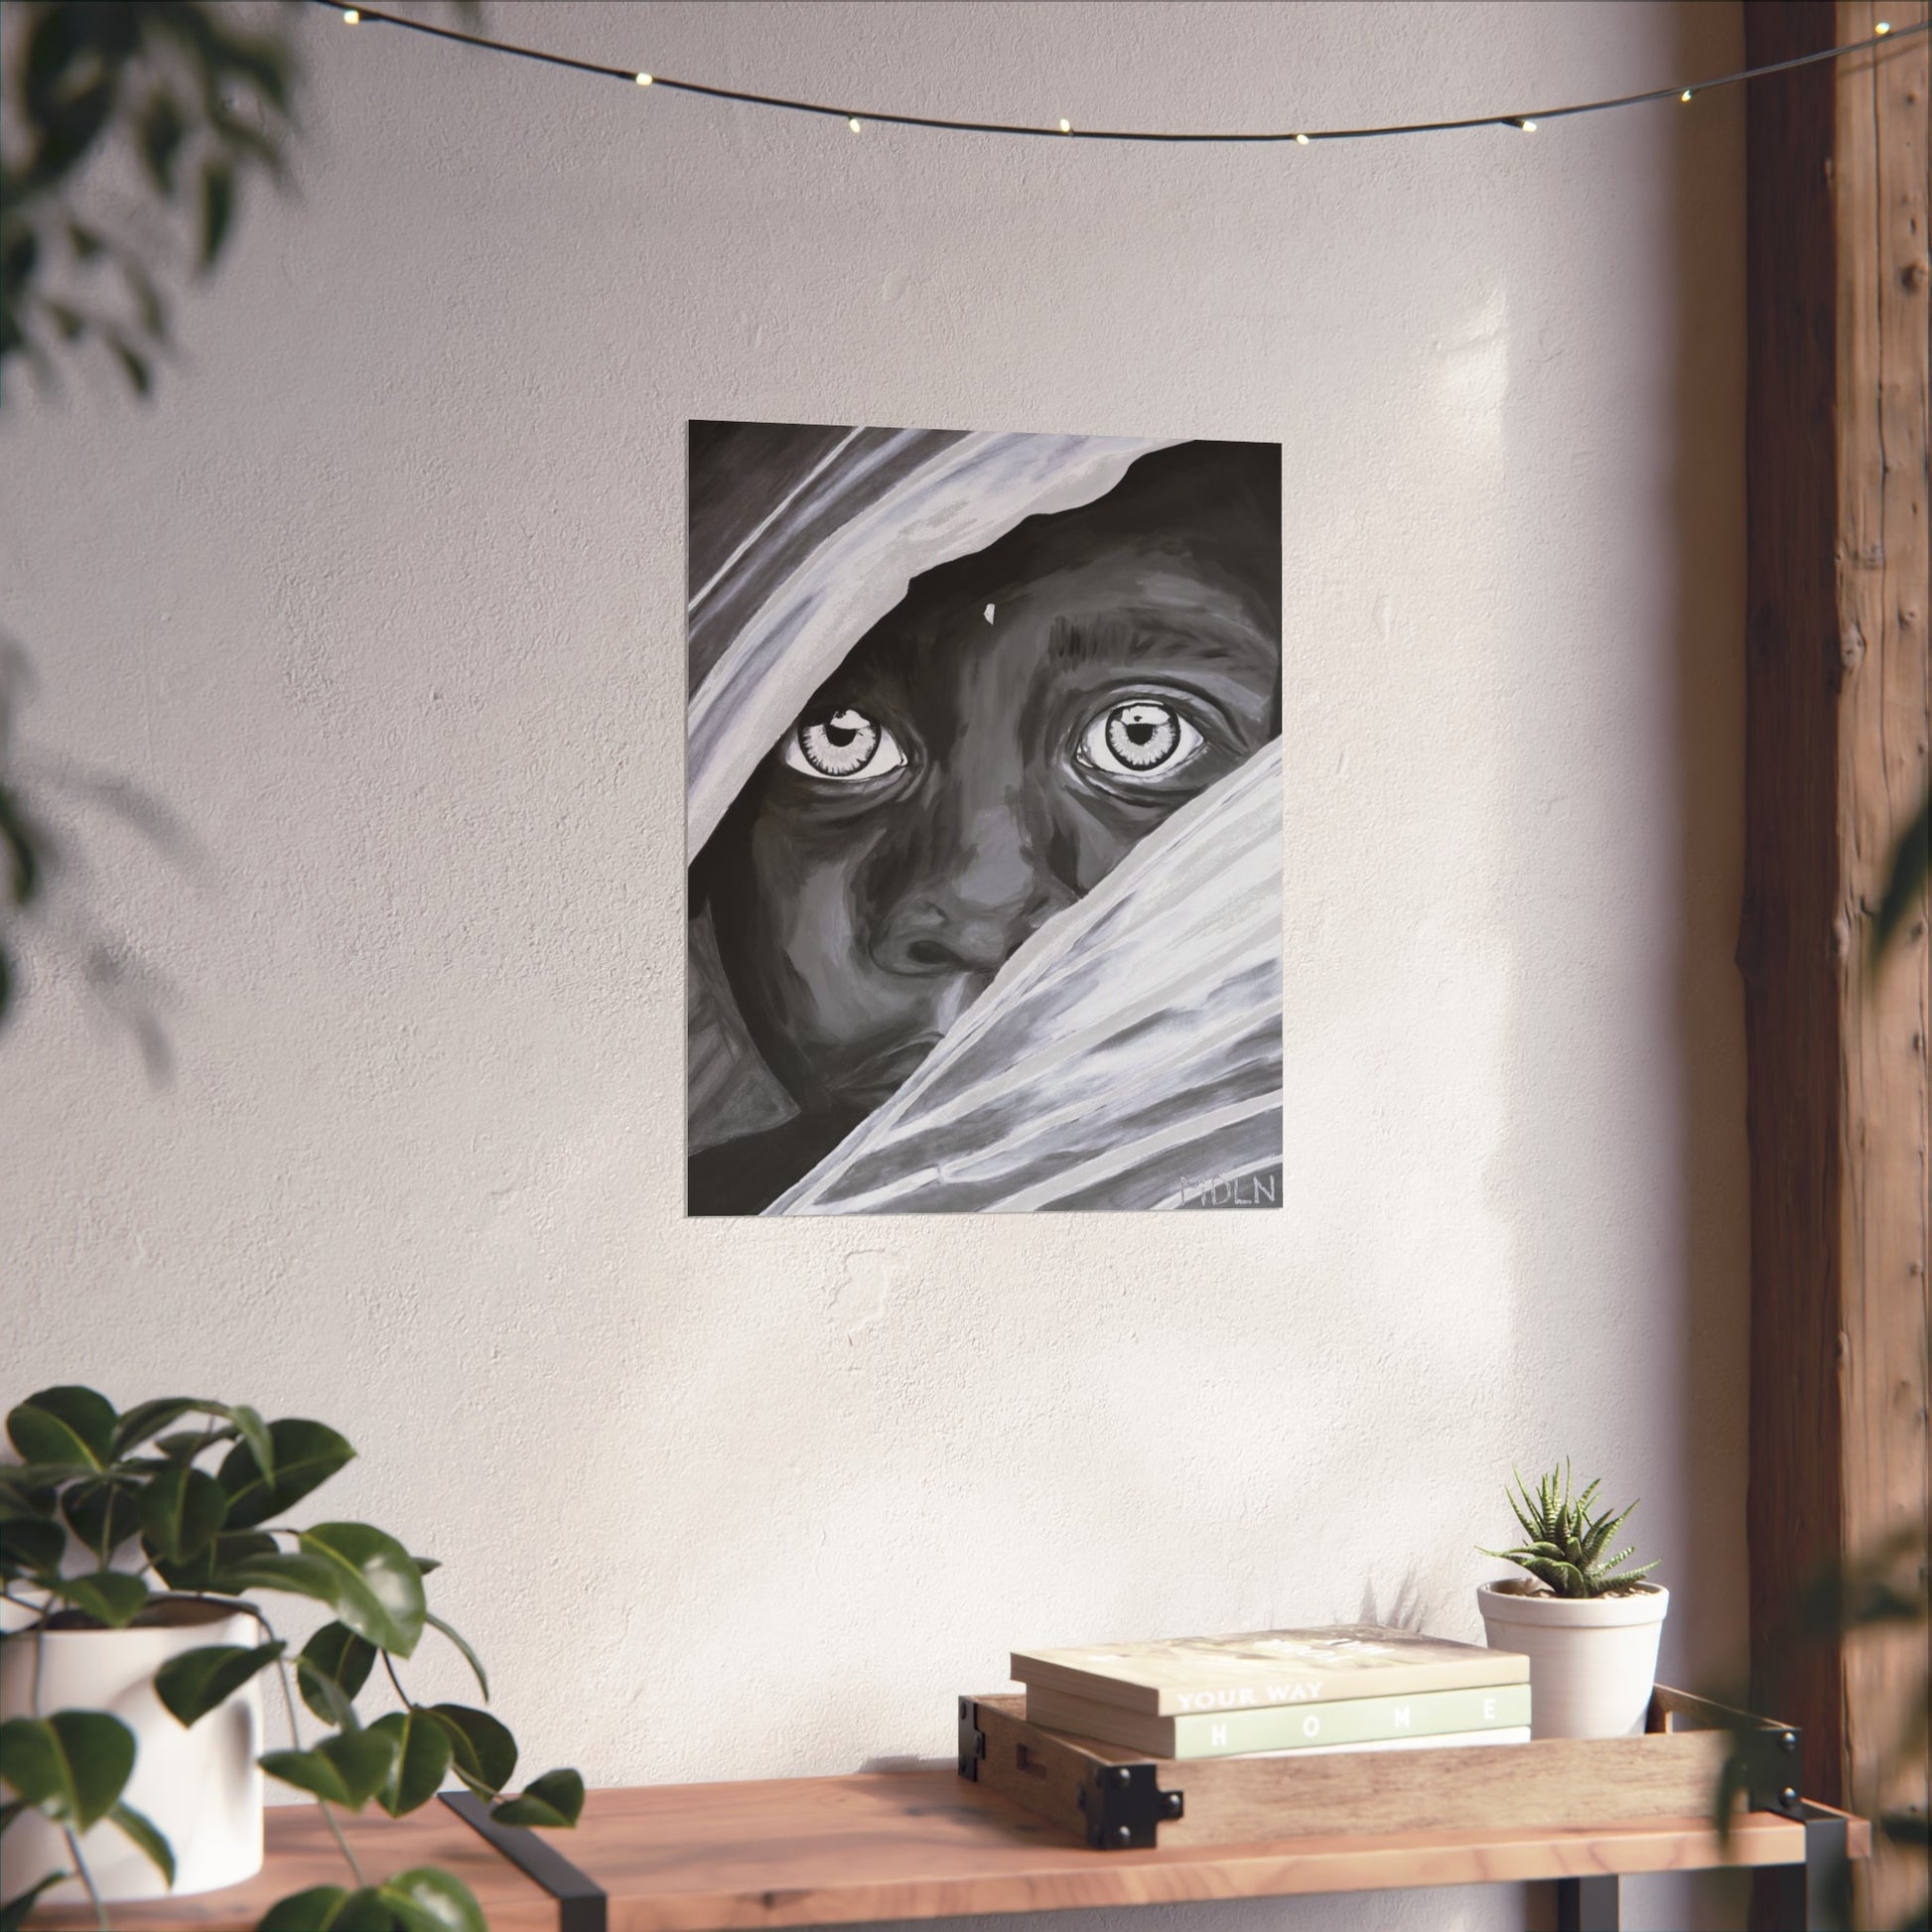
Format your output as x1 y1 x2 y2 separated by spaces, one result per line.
783 707 908 781
1078 700 1204 779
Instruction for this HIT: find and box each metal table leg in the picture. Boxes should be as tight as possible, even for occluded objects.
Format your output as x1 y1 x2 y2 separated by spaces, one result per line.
1556 1873 1620 1931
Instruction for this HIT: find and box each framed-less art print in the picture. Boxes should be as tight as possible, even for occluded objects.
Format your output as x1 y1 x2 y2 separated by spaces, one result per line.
687 423 1284 1216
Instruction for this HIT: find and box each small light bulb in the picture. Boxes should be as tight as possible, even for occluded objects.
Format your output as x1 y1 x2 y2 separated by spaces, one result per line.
1681 88 1693 102
342 6 358 18
1058 117 1071 134
848 116 861 133
1520 118 1537 133
635 71 652 86
1295 133 1310 146
1874 19 1891 32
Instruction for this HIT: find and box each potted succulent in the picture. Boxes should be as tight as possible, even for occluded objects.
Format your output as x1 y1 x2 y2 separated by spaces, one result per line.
1475 1461 1668 1739
0 1385 584 1932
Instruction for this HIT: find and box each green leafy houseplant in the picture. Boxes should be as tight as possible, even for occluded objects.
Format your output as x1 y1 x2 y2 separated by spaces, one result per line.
1481 1462 1660 1599
0 1385 584 1932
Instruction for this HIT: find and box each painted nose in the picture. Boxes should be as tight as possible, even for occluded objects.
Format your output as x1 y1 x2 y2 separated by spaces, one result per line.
870 799 1073 978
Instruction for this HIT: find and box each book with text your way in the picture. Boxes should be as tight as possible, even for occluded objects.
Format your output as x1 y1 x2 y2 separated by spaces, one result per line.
1013 1623 1530 1717
1012 1624 1532 1761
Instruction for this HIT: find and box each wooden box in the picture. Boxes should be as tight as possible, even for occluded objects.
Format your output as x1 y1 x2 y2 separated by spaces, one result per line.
957 1685 1808 1851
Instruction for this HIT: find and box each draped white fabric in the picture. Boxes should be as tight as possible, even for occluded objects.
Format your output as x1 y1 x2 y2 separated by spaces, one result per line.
766 742 1284 1214
687 431 1172 854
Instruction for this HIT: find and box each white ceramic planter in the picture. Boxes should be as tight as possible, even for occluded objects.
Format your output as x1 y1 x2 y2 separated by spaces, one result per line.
1476 1579 1669 1740
0 1597 265 1901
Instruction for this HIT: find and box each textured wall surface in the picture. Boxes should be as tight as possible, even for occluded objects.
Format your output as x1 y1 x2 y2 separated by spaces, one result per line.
1 4 1748 1927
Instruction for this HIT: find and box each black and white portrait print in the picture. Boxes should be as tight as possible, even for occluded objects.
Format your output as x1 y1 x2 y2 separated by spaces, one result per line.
687 423 1285 1215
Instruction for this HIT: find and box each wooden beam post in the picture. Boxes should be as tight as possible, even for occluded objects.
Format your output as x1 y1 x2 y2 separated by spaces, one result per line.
1743 3 1931 1924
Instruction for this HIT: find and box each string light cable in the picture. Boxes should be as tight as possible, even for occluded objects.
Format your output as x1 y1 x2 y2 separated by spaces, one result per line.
314 3 1925 145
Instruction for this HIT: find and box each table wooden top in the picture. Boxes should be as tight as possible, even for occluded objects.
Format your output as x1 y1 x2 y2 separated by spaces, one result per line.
29 1770 1871 1932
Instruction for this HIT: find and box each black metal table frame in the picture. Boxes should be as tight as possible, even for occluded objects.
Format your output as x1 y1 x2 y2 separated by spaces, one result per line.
1555 1801 1851 1932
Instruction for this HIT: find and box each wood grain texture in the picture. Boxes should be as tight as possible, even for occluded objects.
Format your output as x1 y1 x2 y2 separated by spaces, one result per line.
1744 4 1930 1923
1742 0 1855 1822
23 1770 1870 1932
973 1694 1732 1849
502 1773 1865 1932
25 1803 558 1932
1836 11 1932 1927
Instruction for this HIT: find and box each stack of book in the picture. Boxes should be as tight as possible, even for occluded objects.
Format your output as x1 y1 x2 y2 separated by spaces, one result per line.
1012 1624 1531 1760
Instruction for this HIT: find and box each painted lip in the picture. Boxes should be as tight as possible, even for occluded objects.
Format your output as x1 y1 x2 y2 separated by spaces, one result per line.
839 1035 942 1102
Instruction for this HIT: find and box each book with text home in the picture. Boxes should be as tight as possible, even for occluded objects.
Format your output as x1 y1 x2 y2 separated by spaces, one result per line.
1012 1624 1529 1717
1024 1679 1532 1758
1245 1725 1531 1758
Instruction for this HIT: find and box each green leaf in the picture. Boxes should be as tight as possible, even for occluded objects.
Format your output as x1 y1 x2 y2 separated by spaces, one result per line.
1544 1561 1590 1598
260 1726 399 1811
256 1886 397 1932
223 1529 421 1660
330 1892 405 1932
425 1611 488 1702
0 1464 62 1516
257 1887 351 1932
1 1872 70 1931
294 1523 426 1658
48 1569 151 1626
113 1399 269 1474
154 1526 277 1592
138 1463 228 1563
62 1476 143 1559
109 1800 176 1884
293 1663 358 1730
218 1548 344 1609
490 1767 584 1829
155 1640 285 1726
199 158 235 269
217 1419 353 1530
0 1516 65 1579
224 1406 275 1488
377 1867 486 1932
298 1621 376 1725
427 1704 515 1799
7 1386 116 1468
154 1426 232 1462
369 1708 453 1817
113 1397 220 1458
0 1712 135 1829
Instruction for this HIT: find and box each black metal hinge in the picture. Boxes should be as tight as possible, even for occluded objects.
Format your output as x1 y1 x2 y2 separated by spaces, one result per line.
1074 1760 1184 1849
1665 1689 1807 1822
1739 1718 1807 1820
957 1695 986 1780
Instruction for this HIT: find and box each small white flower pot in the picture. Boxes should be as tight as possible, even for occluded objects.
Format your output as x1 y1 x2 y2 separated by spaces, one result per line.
0 1596 265 1901
1476 1579 1669 1740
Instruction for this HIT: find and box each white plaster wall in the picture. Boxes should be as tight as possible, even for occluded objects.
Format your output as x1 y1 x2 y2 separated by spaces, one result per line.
0 3 1748 1927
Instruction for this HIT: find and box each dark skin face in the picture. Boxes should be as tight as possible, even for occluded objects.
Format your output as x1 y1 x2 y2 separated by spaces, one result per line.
703 456 1281 1125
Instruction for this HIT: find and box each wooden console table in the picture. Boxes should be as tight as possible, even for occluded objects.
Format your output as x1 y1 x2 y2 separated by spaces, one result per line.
30 1768 1868 1932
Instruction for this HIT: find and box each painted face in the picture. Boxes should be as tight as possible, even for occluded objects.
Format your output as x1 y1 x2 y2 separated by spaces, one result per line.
702 447 1282 1121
